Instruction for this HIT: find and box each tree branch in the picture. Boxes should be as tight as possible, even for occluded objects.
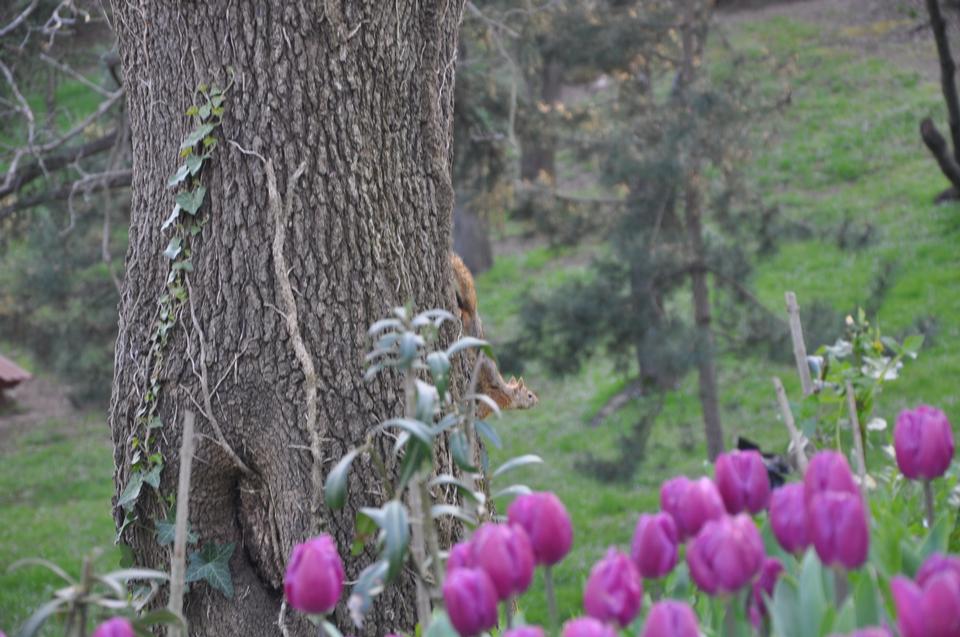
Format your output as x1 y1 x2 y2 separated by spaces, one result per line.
0 168 131 222
924 0 960 163
0 129 120 199
920 117 960 192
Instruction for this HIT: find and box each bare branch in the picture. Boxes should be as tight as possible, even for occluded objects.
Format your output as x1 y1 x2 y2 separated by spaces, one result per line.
38 51 115 98
0 168 130 222
0 0 40 38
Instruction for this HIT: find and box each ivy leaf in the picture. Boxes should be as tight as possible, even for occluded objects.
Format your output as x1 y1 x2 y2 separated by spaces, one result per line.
186 542 235 598
118 471 145 511
155 511 199 547
142 463 163 489
163 236 182 261
198 103 211 120
186 153 204 176
167 163 190 188
161 204 181 231
179 123 215 149
175 185 207 215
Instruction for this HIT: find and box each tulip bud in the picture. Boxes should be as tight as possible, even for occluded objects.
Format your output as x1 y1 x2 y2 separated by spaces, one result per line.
92 618 134 637
507 491 573 566
471 522 535 600
891 572 960 637
284 534 344 614
447 540 474 573
917 553 960 588
687 514 764 595
503 627 546 637
583 548 643 627
561 617 619 637
640 600 700 637
769 483 810 554
750 557 784 622
807 490 869 570
660 476 725 540
894 405 955 481
804 451 859 505
715 450 771 514
443 568 499 637
630 512 679 579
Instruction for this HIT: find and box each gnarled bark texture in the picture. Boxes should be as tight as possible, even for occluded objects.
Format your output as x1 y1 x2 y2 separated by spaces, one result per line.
107 2 465 634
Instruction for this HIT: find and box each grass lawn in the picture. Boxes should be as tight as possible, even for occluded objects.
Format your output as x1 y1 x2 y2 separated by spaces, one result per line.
1 8 959 633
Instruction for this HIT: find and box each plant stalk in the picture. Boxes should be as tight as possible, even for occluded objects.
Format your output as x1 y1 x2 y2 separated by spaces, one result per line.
924 479 936 528
505 596 516 629
544 565 559 633
724 595 738 637
834 567 849 606
405 371 433 627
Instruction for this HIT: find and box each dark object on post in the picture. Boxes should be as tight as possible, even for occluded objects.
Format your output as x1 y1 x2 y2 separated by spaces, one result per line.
0 354 32 403
736 436 790 488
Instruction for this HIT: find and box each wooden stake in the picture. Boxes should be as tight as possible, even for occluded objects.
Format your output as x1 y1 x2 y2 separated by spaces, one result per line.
168 410 195 635
772 377 809 473
844 381 867 488
785 292 814 396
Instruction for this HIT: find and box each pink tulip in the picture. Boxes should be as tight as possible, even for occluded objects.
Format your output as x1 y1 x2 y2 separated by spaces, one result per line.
917 553 960 588
471 522 535 600
447 540 474 572
715 450 771 514
749 557 784 625
687 514 764 595
641 600 700 637
660 476 725 540
443 568 499 637
583 548 643 627
561 617 618 637
284 534 344 614
807 490 869 569
894 406 955 481
892 571 960 637
630 512 679 579
92 619 134 637
769 483 809 554
804 451 859 506
507 492 573 566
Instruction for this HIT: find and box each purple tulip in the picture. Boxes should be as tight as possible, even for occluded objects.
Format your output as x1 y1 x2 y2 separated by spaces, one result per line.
507 491 573 566
769 483 810 554
284 534 344 614
471 522 535 600
447 540 474 572
749 557 784 623
917 553 960 588
503 627 546 637
583 548 643 627
804 451 859 506
444 568 499 637
892 571 960 637
561 617 619 637
660 476 725 540
715 450 771 514
630 512 679 579
92 619 134 637
640 600 700 637
894 406 955 481
686 514 765 595
807 490 869 569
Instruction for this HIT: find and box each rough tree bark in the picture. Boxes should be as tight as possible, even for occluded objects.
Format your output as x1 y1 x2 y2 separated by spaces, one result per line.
107 2 465 634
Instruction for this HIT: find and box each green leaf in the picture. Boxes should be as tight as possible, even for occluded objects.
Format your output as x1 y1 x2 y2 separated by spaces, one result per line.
427 351 450 398
397 443 428 490
321 620 344 637
798 549 827 637
14 598 66 637
431 504 478 526
175 185 207 215
361 502 409 581
118 471 145 511
381 418 433 446
134 609 187 631
186 542 235 598
445 336 492 359
349 560 389 626
415 380 437 423
769 576 800 637
155 511 199 547
852 569 881 627
450 431 477 472
474 420 501 449
902 334 924 356
424 610 459 637
492 484 532 500
143 463 163 489
920 511 952 559
180 123 215 149
186 153 204 176
161 204 181 231
492 454 543 479
198 103 211 119
163 236 182 260
429 475 483 502
368 318 403 336
325 449 360 510
167 163 190 188
398 331 422 367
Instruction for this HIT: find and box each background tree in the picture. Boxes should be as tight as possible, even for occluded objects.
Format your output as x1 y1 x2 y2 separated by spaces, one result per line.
100 1 466 634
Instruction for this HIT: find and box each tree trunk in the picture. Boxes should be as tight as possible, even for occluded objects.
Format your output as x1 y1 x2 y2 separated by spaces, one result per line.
684 171 725 461
107 2 465 635
924 0 960 164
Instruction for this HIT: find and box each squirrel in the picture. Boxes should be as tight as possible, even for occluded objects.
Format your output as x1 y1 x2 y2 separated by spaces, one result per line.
450 253 539 419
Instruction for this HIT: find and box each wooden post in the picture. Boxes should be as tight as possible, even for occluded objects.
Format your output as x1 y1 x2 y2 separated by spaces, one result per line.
785 292 814 396
168 411 196 635
772 377 809 473
845 381 868 488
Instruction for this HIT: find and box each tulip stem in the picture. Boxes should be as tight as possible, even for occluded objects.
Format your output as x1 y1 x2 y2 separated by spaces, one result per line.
833 568 849 606
505 596 515 629
924 479 936 527
724 596 738 637
544 565 559 632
